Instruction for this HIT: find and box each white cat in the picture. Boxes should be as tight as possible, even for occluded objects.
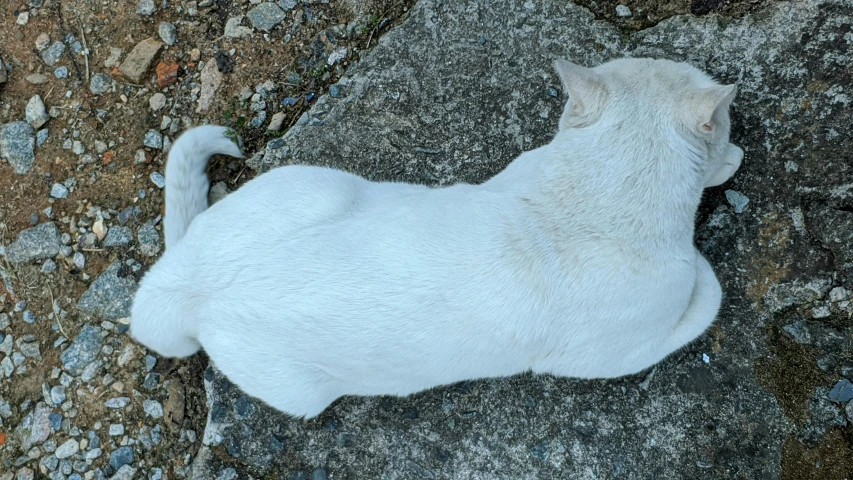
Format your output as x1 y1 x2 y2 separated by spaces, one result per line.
130 58 743 419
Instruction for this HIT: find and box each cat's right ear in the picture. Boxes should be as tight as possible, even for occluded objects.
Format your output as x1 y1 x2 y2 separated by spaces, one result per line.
554 59 608 130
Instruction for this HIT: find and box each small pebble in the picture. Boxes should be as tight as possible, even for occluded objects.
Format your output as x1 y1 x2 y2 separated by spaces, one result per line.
829 379 853 403
50 183 69 199
144 130 163 149
159 22 177 45
724 190 749 214
150 172 166 188
615 5 632 17
144 399 164 418
137 0 157 15
105 397 130 409
90 73 111 95
55 439 79 459
149 93 167 111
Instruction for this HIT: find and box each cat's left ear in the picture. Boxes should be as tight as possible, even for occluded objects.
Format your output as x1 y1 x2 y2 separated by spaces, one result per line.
689 84 737 134
554 59 608 129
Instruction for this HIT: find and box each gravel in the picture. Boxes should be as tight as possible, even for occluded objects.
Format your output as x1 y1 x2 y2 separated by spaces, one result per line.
0 121 36 174
5 222 60 263
60 325 103 376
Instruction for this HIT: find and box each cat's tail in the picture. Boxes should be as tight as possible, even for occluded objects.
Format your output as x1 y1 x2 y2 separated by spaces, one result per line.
164 125 244 249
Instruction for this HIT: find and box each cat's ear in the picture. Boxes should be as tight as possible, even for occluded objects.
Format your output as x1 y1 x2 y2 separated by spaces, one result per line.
689 84 737 134
554 59 608 129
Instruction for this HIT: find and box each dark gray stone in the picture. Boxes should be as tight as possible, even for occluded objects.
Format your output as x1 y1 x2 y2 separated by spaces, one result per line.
0 121 36 174
198 0 853 478
5 223 60 263
77 262 137 319
61 325 103 376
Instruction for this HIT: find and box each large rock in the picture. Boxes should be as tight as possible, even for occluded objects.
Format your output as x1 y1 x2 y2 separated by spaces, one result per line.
199 0 853 478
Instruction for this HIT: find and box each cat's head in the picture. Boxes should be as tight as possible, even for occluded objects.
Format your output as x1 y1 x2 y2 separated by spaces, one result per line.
554 57 743 188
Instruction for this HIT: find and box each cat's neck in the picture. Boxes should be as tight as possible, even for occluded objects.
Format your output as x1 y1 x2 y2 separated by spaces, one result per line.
491 124 706 248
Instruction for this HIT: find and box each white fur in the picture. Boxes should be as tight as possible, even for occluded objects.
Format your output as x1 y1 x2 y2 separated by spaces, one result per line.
130 58 743 419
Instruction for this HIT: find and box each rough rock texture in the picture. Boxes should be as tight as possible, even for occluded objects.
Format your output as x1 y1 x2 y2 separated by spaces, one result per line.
199 0 853 478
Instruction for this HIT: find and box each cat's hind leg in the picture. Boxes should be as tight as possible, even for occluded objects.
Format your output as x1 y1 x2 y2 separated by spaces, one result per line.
660 253 722 355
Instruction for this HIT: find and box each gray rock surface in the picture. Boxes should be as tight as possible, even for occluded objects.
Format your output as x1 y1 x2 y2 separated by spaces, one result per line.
77 262 138 319
5 223 60 263
199 0 853 478
0 121 36 174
